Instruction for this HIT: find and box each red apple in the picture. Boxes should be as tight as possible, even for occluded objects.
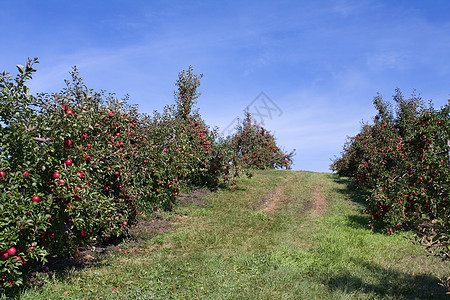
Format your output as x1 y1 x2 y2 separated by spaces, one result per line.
23 171 29 177
64 139 72 147
53 172 60 179
32 195 40 202
65 159 72 166
108 112 114 117
0 171 5 177
66 110 73 115
0 252 8 260
7 247 16 256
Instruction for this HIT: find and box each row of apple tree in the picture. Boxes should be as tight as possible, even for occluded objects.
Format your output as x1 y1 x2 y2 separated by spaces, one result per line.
332 89 449 260
0 58 294 290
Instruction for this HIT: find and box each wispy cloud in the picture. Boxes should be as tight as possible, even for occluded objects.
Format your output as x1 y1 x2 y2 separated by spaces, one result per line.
366 51 412 71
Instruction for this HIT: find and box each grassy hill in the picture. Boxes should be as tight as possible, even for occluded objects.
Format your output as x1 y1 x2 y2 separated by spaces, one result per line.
16 170 449 299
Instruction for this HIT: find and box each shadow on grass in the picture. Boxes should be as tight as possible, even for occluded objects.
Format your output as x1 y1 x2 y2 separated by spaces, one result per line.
345 214 371 229
330 175 369 207
4 249 115 299
329 174 377 232
325 259 448 299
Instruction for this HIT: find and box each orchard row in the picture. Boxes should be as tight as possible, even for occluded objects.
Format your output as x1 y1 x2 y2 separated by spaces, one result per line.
332 89 449 259
0 58 294 290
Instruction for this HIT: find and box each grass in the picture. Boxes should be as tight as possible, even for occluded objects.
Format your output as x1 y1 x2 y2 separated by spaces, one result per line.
10 170 449 299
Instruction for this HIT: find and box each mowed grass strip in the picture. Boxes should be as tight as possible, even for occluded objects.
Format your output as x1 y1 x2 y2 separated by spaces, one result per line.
17 170 449 299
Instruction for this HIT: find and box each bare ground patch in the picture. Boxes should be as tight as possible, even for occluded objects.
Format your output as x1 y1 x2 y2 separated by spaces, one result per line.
298 184 327 220
311 184 327 215
26 241 121 287
258 178 290 215
177 188 210 206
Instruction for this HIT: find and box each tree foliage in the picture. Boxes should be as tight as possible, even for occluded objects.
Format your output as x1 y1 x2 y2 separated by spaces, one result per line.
229 112 295 170
332 89 449 259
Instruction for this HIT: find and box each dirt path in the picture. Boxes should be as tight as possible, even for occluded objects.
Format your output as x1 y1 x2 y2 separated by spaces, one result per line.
259 177 290 214
259 172 328 217
311 184 327 215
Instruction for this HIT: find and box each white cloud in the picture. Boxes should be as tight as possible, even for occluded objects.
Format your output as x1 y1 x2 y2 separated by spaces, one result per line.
366 51 412 71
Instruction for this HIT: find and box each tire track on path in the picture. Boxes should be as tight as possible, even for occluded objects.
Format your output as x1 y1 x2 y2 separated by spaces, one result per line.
259 175 290 215
258 172 328 217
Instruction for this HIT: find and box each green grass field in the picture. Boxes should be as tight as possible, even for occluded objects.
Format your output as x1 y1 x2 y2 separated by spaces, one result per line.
13 170 449 299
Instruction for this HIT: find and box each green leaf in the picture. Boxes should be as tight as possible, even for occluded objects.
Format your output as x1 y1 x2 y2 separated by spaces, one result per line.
16 65 25 74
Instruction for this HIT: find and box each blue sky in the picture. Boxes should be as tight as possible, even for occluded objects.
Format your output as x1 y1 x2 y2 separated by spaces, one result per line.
1 0 450 172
